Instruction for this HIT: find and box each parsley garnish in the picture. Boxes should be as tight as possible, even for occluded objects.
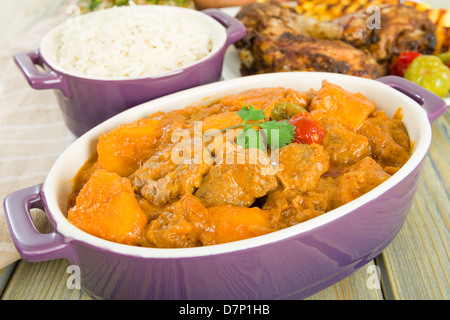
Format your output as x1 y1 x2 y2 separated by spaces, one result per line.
206 105 295 150
237 105 267 124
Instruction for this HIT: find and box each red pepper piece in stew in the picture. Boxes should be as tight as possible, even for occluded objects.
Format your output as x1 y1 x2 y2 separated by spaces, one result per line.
289 112 325 145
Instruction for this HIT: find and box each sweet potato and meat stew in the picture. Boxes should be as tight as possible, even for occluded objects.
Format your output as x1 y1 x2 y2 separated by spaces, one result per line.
67 80 412 248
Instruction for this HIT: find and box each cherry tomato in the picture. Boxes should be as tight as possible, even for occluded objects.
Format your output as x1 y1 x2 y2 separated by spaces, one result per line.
389 51 422 77
289 112 325 145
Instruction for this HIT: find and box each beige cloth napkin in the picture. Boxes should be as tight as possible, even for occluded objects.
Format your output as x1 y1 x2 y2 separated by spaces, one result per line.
0 5 76 269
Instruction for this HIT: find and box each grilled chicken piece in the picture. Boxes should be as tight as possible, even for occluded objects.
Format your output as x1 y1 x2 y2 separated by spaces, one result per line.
236 1 317 38
235 1 436 76
322 3 436 67
239 31 383 78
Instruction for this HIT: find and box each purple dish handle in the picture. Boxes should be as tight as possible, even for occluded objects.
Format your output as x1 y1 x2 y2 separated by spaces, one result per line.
377 75 448 123
3 184 71 263
14 50 71 97
202 8 246 48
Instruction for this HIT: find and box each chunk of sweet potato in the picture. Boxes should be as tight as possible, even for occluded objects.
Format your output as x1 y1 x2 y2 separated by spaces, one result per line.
200 205 274 245
220 87 286 112
276 143 329 192
68 169 148 245
310 80 376 132
201 111 242 133
97 118 161 177
220 87 309 118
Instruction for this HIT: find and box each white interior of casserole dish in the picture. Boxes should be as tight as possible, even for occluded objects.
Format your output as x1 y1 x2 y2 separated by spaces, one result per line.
40 5 227 80
42 72 432 258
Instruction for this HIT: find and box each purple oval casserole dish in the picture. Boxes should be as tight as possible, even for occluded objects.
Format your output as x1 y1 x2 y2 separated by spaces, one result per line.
3 72 447 300
13 6 246 137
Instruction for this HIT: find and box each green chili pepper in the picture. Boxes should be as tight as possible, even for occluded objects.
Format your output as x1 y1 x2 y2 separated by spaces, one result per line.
436 51 450 65
404 55 450 97
270 102 307 121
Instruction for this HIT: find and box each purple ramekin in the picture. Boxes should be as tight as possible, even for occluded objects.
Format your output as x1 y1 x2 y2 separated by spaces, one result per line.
13 6 246 137
3 72 447 300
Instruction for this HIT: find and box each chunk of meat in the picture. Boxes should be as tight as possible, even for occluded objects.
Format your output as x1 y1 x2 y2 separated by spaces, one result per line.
200 205 276 246
263 176 338 227
68 170 148 245
195 145 278 207
97 118 161 177
336 157 391 205
312 110 370 169
136 196 164 221
276 142 329 191
137 163 211 207
132 142 212 207
358 110 411 168
144 194 208 248
310 81 376 132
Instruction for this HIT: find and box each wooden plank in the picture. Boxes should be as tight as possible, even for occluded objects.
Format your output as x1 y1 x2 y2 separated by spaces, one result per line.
1 259 91 300
308 260 384 300
378 112 450 300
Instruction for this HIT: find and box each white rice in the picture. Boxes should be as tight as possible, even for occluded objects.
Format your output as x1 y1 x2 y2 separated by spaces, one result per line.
56 6 213 78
